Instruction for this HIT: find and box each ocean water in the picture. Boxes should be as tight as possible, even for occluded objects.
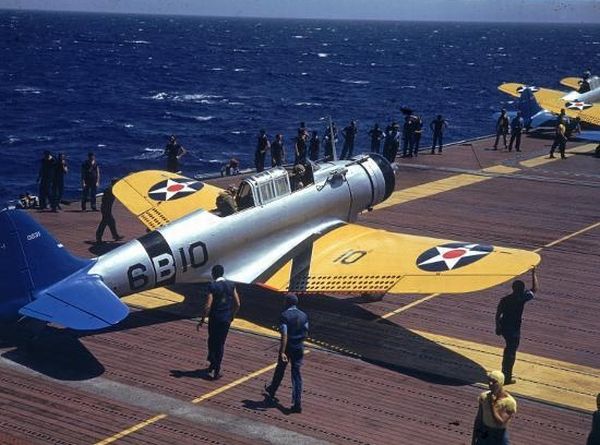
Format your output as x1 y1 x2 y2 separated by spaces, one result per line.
1 10 599 202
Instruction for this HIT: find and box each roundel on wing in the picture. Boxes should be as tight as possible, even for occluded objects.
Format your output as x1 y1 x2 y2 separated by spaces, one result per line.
148 177 204 201
565 101 593 111
517 85 538 93
416 242 493 272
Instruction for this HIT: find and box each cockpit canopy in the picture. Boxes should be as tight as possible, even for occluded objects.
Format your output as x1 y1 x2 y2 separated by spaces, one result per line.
237 167 292 210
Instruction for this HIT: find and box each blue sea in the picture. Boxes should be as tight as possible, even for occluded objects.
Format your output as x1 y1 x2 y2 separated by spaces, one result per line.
1 10 599 202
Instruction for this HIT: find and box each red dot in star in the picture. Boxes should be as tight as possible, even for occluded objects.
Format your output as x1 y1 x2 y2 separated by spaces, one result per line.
443 249 466 259
167 184 185 192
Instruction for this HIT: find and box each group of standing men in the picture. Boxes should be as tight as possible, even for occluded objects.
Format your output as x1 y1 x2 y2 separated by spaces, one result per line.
36 151 68 212
254 114 449 170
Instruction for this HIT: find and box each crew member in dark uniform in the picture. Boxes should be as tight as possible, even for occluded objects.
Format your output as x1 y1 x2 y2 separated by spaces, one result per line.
495 268 537 384
255 129 270 172
81 152 100 211
164 135 187 173
430 115 448 154
271 134 285 167
340 120 357 160
265 293 309 413
95 178 123 244
383 123 400 162
309 131 320 161
294 130 308 165
493 109 509 150
368 123 384 154
37 150 55 210
198 265 240 380
402 115 415 157
51 153 68 212
508 111 524 152
411 114 423 156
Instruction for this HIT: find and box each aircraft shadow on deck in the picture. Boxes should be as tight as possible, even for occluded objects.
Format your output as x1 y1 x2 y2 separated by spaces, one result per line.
0 283 487 385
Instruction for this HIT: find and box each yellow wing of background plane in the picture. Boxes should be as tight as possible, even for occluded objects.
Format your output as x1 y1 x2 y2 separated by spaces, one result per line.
560 77 582 90
113 170 223 229
498 82 600 127
261 224 540 294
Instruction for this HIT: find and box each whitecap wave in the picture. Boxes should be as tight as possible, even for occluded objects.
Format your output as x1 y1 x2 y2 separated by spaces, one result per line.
124 123 134 128
228 102 244 106
150 92 168 100
211 67 224 71
400 85 416 89
193 116 214 122
317 53 329 58
292 35 305 39
125 40 150 44
233 68 246 72
295 102 322 107
15 87 41 94
341 79 370 85
173 93 222 102
233 48 249 52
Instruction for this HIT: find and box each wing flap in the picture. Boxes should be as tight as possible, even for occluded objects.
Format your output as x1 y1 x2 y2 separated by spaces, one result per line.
560 77 582 90
262 224 540 294
113 170 223 229
19 275 129 330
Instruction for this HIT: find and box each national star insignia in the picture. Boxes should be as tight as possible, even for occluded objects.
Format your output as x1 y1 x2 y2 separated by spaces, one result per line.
566 101 593 111
416 242 493 272
148 178 204 201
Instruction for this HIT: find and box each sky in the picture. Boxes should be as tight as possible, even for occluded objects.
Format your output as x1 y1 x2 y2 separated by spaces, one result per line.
1 0 599 23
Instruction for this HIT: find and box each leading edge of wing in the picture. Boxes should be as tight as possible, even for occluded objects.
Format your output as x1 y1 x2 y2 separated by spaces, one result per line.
260 224 540 295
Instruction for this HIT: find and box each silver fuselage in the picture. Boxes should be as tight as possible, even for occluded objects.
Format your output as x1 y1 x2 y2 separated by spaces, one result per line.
89 154 394 297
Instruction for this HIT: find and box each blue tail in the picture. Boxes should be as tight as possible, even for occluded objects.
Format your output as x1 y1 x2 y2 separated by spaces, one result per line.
0 209 128 329
518 88 543 126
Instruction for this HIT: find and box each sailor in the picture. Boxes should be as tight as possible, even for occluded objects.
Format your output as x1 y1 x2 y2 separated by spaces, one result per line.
368 123 384 154
37 150 55 210
51 153 68 212
495 268 537 385
402 115 415 157
294 130 308 165
271 134 285 167
164 135 187 173
430 115 448 154
508 111 524 152
81 152 100 211
265 293 309 414
472 370 517 445
383 123 400 163
411 114 424 156
215 186 238 216
549 120 568 159
340 120 357 160
309 131 320 161
198 265 241 380
95 178 124 244
255 129 270 172
493 109 509 150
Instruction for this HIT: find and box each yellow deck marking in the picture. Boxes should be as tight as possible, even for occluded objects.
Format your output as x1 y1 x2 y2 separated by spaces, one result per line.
379 293 440 319
481 165 520 174
520 143 597 168
191 361 278 403
122 287 184 309
95 414 167 445
534 221 600 253
96 359 283 444
374 174 490 210
412 329 599 412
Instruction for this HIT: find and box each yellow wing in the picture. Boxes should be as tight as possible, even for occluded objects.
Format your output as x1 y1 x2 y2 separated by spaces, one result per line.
261 224 540 294
498 82 600 127
113 170 223 229
560 77 582 90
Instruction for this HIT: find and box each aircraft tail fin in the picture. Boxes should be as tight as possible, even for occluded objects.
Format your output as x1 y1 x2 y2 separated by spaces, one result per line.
0 209 128 329
517 88 543 127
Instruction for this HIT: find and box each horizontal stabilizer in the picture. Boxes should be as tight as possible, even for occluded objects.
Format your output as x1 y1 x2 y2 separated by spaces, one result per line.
19 275 129 330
